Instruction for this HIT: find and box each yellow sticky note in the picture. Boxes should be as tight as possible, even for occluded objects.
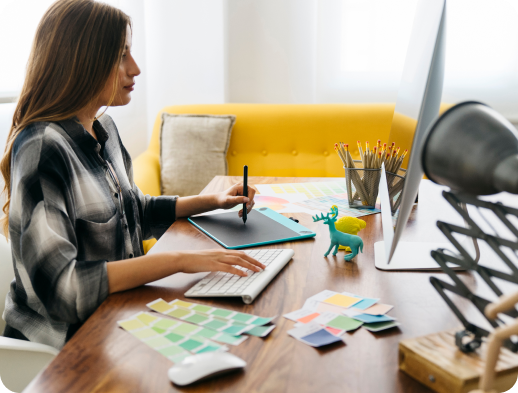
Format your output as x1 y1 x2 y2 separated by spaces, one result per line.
136 313 159 325
118 318 146 331
148 299 173 313
323 294 361 308
170 299 193 308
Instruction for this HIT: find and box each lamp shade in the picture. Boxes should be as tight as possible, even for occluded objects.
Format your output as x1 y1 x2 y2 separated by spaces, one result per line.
421 101 518 195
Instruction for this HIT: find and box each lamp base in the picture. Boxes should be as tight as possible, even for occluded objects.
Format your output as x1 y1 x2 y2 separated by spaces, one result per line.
399 330 518 393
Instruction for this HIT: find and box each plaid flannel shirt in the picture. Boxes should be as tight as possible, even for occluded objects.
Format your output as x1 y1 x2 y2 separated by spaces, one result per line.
3 115 177 349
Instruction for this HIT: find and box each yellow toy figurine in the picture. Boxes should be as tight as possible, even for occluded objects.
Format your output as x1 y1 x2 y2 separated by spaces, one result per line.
331 206 367 251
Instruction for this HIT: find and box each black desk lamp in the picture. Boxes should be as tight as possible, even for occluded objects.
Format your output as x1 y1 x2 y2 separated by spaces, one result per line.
421 101 518 353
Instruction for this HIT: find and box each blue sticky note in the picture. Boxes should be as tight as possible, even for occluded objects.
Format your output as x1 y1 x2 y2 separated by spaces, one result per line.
352 298 379 310
351 313 395 324
302 329 343 347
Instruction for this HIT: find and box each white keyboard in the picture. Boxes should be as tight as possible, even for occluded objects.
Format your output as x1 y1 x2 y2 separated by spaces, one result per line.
185 249 294 304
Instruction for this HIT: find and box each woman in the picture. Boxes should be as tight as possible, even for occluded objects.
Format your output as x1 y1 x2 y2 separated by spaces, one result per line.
1 0 263 349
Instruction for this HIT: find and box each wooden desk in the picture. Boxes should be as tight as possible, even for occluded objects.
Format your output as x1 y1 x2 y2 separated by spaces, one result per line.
26 177 480 393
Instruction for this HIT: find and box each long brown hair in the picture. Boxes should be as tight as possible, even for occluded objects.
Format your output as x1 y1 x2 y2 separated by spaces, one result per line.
1 0 130 237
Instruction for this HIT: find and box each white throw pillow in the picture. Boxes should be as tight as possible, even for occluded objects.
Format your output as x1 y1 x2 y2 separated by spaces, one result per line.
160 113 235 197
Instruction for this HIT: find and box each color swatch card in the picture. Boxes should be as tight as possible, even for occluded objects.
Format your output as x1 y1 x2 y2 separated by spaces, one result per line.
288 322 345 347
312 312 364 332
147 298 276 337
118 313 229 363
363 321 401 332
342 309 396 324
129 311 248 346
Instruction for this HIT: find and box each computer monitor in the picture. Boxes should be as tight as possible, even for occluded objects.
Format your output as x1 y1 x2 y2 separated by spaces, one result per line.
374 0 448 270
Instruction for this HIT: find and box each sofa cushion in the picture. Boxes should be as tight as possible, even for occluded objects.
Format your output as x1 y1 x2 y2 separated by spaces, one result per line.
160 113 235 196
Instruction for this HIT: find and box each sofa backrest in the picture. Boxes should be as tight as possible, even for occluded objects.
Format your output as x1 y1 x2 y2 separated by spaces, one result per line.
148 103 396 178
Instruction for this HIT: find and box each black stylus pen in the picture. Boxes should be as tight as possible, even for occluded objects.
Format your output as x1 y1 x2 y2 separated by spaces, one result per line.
243 165 248 224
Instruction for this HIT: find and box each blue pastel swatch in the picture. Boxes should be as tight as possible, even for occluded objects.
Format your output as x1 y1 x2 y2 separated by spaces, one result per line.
350 313 395 324
302 329 343 347
352 298 379 310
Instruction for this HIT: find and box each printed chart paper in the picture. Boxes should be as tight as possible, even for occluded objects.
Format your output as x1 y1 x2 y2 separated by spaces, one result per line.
294 194 380 218
148 299 276 337
118 312 230 363
124 312 247 345
256 181 349 199
288 322 345 347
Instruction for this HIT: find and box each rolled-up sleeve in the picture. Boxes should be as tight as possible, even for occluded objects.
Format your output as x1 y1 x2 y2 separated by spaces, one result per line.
11 136 108 325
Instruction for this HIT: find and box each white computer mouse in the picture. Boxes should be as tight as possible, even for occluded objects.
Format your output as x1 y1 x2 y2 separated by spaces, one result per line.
167 352 246 386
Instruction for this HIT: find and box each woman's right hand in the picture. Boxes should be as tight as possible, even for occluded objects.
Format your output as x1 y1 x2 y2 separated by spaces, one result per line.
176 249 266 277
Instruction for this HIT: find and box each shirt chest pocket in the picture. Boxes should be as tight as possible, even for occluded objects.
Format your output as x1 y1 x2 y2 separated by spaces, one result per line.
75 212 123 262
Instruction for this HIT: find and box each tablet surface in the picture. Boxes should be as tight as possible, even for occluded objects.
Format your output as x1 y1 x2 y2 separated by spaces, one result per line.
188 207 316 249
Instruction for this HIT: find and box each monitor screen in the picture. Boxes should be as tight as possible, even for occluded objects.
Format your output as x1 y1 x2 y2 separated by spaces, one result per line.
378 0 446 266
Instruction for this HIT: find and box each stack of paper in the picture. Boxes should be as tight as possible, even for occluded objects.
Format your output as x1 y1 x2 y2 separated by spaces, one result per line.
284 290 399 347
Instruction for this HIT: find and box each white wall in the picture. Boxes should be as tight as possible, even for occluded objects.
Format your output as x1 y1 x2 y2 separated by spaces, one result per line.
105 0 149 158
226 0 317 103
143 0 226 136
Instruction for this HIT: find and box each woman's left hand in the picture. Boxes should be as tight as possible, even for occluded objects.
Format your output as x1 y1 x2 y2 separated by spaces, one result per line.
216 183 256 217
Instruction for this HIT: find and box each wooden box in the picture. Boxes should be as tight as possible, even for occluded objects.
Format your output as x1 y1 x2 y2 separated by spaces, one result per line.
399 330 518 393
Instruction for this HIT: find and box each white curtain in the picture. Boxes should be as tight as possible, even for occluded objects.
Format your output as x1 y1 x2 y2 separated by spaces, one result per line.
1 0 518 158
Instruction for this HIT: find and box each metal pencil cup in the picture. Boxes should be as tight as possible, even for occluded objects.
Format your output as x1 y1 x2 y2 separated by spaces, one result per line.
344 161 381 209
386 168 406 214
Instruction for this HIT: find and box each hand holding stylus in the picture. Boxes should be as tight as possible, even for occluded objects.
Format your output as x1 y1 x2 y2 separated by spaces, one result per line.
215 182 256 216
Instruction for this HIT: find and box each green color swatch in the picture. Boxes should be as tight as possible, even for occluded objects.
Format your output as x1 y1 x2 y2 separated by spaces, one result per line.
164 332 184 343
204 320 227 330
179 339 203 351
246 325 272 337
195 328 219 339
152 327 166 334
223 325 247 336
196 345 220 354
154 318 177 330
159 345 185 357
185 314 209 324
215 334 241 345
211 309 233 318
172 323 199 335
168 308 191 319
327 316 363 331
232 313 253 323
250 317 273 326
193 305 212 313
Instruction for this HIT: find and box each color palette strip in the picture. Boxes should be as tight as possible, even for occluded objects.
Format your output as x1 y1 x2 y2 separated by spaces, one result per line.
168 299 275 325
134 311 247 346
147 299 276 337
118 313 229 363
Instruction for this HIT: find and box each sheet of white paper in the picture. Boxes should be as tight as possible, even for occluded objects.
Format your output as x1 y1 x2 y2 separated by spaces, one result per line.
342 309 363 318
288 322 325 340
283 309 317 322
302 299 321 311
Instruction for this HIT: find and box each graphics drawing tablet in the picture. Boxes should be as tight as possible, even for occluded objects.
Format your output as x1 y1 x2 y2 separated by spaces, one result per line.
188 207 316 249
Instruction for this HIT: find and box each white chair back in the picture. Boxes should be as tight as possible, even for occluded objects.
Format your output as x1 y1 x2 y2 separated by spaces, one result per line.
0 234 13 333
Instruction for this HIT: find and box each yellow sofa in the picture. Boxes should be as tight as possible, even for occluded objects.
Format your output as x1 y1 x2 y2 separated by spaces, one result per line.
133 103 402 253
